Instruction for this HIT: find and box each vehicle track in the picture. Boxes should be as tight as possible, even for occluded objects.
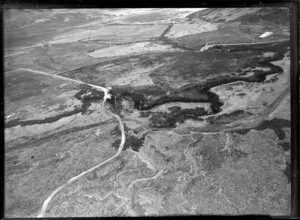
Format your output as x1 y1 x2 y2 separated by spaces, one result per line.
37 93 126 217
12 68 126 217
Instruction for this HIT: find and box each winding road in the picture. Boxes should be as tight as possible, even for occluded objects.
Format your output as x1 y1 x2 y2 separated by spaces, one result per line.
37 99 125 217
12 68 127 218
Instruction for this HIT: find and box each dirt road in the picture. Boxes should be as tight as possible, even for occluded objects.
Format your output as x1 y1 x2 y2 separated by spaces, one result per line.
11 68 127 217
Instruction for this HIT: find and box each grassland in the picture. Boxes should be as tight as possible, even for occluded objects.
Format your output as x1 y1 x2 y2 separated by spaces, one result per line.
4 8 291 217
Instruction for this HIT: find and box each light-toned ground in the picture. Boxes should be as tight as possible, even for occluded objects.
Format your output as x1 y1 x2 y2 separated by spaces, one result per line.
88 42 183 59
166 22 218 38
210 52 289 116
49 24 168 45
111 64 165 87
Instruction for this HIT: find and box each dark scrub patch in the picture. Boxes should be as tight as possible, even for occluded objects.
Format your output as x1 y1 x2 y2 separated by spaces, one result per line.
5 84 105 129
123 134 147 152
109 41 287 129
112 139 121 149
130 88 222 114
207 110 253 125
209 39 288 54
111 125 147 152
106 94 122 114
111 125 122 137
149 107 207 128
109 85 167 111
139 111 151 118
232 128 249 136
230 149 248 162
232 118 290 140
160 23 174 38
5 108 83 128
74 84 104 114
278 141 290 151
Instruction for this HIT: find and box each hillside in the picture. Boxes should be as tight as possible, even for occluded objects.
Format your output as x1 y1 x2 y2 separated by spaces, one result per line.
164 8 289 49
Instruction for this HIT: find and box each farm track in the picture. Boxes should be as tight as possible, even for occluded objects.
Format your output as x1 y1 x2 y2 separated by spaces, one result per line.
36 76 126 218
37 104 125 218
160 23 174 38
4 67 126 218
8 68 110 93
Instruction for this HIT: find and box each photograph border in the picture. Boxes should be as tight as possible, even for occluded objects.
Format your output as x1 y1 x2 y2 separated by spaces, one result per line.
1 1 298 218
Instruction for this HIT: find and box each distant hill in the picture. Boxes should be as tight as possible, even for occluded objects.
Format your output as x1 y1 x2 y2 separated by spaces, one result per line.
165 7 290 50
187 8 289 26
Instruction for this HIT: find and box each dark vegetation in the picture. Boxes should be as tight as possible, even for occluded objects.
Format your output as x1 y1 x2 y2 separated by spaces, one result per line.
5 84 105 128
207 110 253 125
139 111 151 118
278 141 290 151
160 23 173 38
149 107 206 128
106 41 288 128
111 125 147 152
5 41 288 130
231 118 290 140
5 108 84 128
74 84 104 113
